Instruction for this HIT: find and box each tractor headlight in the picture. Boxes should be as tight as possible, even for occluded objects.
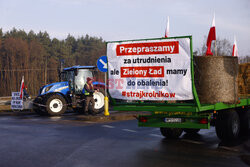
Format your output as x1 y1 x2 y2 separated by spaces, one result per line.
45 87 51 92
41 86 53 94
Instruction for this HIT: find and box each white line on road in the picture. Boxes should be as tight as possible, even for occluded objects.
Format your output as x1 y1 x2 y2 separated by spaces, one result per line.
122 129 137 133
149 134 163 138
102 125 115 128
84 121 95 124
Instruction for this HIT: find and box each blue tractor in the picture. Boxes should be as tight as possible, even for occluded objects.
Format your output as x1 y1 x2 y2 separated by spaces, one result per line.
33 66 105 116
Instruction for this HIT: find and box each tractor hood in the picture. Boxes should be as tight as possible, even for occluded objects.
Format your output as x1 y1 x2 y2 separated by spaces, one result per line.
39 81 105 96
39 81 69 96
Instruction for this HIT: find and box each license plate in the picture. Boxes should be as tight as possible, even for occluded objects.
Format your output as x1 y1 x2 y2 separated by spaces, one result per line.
164 118 182 123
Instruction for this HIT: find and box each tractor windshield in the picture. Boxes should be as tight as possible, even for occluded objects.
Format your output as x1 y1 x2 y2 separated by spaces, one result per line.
74 69 93 94
61 71 74 83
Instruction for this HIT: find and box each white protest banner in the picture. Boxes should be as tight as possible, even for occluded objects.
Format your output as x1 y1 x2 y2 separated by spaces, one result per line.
11 92 23 110
107 37 193 101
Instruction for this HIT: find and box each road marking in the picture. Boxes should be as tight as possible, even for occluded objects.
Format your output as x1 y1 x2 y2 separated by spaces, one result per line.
181 139 204 145
49 117 62 121
102 125 115 128
84 121 95 124
122 129 137 133
150 134 163 138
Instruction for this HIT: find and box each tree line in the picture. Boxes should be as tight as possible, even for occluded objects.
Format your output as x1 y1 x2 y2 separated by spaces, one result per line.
0 28 106 96
0 29 249 97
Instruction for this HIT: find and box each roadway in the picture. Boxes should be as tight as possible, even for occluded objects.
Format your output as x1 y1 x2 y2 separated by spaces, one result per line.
0 114 249 167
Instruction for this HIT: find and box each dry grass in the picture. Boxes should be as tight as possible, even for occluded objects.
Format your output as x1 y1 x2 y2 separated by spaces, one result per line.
0 105 11 111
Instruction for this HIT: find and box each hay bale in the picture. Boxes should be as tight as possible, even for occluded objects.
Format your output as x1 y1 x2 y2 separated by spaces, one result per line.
194 56 238 104
238 63 250 96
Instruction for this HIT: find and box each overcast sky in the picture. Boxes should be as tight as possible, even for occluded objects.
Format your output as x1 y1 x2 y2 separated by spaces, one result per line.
0 0 249 56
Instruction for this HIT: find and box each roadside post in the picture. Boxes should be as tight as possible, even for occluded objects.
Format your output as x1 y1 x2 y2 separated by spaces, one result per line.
97 56 109 116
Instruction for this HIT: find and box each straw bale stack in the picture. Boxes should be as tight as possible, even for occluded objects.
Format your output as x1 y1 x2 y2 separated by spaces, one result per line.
238 63 249 96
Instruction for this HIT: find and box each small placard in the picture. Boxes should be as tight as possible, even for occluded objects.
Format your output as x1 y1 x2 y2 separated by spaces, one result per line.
11 92 23 110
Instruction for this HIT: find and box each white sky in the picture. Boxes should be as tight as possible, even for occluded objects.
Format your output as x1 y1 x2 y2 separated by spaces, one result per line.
0 0 250 56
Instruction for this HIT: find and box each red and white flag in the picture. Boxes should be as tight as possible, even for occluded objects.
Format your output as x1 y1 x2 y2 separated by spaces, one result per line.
19 76 25 99
232 36 238 57
165 16 169 38
206 14 216 56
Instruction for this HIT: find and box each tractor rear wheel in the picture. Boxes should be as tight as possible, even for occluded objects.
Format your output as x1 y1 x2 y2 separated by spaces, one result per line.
91 89 105 114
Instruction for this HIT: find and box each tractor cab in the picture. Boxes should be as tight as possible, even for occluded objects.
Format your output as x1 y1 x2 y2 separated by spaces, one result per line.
61 66 97 94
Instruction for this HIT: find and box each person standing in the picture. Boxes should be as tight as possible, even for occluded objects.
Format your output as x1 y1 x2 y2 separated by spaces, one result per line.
84 77 97 115
23 86 31 99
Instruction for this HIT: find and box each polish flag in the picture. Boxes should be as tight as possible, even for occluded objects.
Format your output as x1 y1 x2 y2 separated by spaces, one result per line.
165 16 169 38
19 76 25 99
206 15 216 56
232 36 238 57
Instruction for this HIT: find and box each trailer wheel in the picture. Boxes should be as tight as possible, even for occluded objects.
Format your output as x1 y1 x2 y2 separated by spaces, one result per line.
46 94 66 116
160 128 183 139
184 129 200 134
215 110 240 141
238 109 249 137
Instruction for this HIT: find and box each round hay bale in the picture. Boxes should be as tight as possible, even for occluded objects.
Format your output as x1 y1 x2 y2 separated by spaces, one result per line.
194 56 238 104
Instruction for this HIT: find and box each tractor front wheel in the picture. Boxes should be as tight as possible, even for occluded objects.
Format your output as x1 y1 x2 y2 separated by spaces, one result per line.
46 94 67 116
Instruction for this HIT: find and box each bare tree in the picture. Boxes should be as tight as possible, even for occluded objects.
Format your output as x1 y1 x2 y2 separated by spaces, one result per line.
239 56 250 63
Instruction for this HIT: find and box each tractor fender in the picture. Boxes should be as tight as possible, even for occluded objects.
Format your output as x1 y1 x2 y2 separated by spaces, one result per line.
93 81 106 90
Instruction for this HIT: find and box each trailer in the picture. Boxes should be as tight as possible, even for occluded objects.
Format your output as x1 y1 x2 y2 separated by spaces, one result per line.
106 36 249 141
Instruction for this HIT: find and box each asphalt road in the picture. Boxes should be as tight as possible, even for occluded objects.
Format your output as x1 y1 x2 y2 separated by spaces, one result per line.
0 114 250 167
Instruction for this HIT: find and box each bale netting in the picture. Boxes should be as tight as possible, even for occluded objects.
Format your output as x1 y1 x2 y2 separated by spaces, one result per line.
194 56 239 104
